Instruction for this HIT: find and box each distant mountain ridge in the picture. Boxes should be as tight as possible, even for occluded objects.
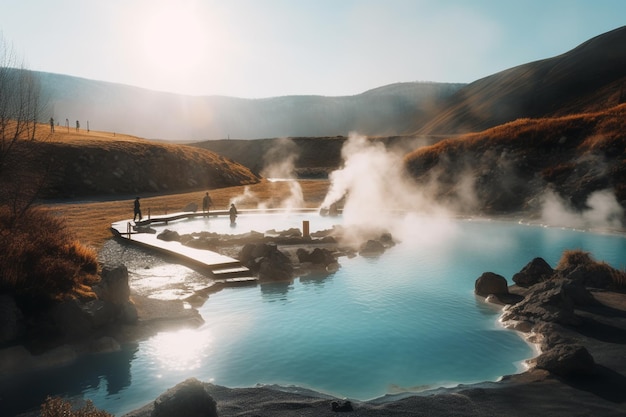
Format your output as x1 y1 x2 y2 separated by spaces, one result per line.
415 25 626 135
35 72 464 141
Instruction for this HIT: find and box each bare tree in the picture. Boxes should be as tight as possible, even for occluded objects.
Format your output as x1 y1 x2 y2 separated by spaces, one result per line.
0 34 48 222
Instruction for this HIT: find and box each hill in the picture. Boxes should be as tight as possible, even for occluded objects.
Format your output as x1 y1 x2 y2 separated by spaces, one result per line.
404 104 626 215
23 128 259 199
36 73 463 140
415 26 626 134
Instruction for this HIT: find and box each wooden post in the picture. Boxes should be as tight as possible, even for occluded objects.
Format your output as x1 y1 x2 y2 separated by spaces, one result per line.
127 222 131 239
302 220 310 238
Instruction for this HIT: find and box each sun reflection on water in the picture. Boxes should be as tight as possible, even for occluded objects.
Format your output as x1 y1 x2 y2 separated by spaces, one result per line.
145 328 213 372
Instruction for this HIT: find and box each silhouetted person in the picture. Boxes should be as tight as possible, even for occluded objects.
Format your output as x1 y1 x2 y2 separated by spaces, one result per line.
50 117 54 132
133 197 142 222
76 120 80 132
229 203 238 225
202 192 213 214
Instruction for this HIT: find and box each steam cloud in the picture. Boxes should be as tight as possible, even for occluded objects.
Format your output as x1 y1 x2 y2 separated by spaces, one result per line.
230 138 304 211
322 133 457 246
540 189 624 230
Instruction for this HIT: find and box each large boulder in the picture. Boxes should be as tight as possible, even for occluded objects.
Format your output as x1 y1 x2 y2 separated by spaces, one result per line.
512 257 554 287
239 243 293 281
533 343 595 377
95 264 131 305
501 278 589 326
124 378 218 417
296 247 336 266
152 378 217 417
474 272 509 297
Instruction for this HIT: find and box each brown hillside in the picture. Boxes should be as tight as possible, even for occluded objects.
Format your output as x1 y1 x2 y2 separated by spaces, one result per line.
193 135 443 178
24 127 260 199
416 26 626 135
405 104 626 214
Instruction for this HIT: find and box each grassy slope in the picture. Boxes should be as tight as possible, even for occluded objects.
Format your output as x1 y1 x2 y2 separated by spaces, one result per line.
32 126 259 198
405 104 626 213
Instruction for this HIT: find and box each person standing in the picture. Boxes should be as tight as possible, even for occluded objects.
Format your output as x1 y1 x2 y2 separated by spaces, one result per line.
133 197 142 222
49 117 54 132
202 192 213 215
229 203 238 225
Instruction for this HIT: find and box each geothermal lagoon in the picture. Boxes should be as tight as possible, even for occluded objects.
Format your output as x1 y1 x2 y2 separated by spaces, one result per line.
4 212 626 416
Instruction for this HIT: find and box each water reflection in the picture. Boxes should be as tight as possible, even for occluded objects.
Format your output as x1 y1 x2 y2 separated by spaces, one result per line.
260 282 292 302
0 345 137 416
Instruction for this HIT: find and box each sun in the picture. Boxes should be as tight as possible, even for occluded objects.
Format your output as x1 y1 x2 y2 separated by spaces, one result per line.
138 4 213 77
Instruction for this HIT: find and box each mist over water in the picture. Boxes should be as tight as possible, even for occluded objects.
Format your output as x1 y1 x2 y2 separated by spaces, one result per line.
540 188 624 230
322 133 624 238
230 137 305 211
320 133 457 245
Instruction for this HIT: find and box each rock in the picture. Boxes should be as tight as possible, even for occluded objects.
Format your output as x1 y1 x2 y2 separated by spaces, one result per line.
297 247 336 266
331 399 353 412
474 272 509 297
121 301 139 324
152 378 218 417
559 264 615 290
82 299 117 327
96 264 131 305
500 278 583 326
534 343 595 377
0 345 32 374
51 299 94 340
0 294 24 344
359 239 385 256
157 229 181 242
239 243 293 281
512 257 554 287
277 227 302 237
182 202 199 213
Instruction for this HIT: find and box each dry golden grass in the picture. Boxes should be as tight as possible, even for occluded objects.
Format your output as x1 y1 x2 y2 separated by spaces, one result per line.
46 180 330 250
556 249 626 290
407 103 626 162
41 396 113 417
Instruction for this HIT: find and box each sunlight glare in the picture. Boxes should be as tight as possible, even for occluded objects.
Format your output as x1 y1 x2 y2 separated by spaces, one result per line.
138 4 213 77
147 328 212 372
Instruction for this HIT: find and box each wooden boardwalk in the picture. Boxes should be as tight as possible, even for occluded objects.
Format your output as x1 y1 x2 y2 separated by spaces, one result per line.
110 213 258 285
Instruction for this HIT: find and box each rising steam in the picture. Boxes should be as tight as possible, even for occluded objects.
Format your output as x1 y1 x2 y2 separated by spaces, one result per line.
540 188 624 230
230 137 304 211
321 133 456 246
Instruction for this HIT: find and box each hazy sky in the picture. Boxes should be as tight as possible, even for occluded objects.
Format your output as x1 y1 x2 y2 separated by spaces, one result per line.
1 0 624 98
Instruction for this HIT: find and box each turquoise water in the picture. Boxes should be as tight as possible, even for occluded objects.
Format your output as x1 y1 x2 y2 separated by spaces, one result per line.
3 215 626 416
